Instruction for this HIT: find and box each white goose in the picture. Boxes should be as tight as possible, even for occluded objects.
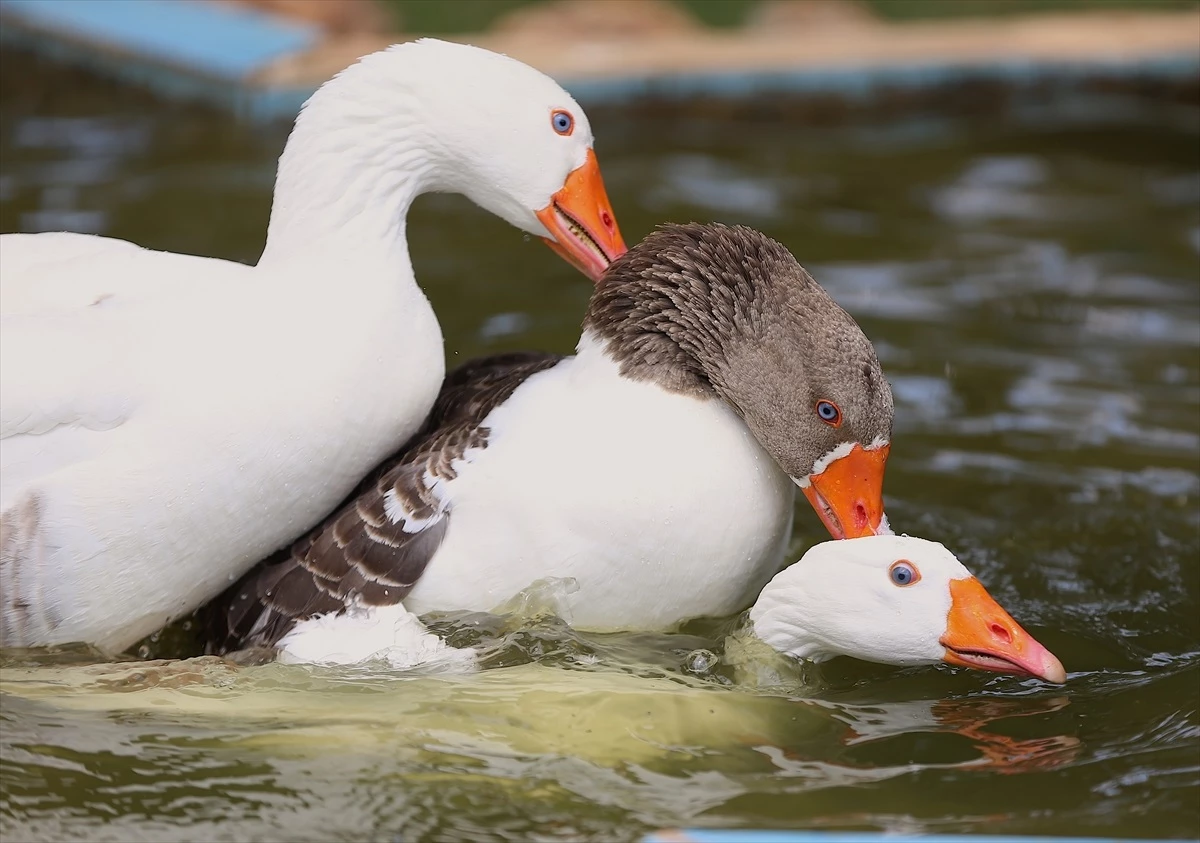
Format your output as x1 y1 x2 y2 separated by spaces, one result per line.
0 39 627 653
749 535 1066 683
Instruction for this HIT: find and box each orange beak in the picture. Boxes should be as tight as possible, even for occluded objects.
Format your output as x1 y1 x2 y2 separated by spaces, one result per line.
534 149 627 283
800 443 889 539
941 577 1067 684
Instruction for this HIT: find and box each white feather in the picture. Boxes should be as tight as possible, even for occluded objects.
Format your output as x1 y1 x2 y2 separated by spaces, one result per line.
277 603 476 672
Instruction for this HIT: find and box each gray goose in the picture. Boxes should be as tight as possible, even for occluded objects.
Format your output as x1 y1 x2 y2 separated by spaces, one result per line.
212 222 894 664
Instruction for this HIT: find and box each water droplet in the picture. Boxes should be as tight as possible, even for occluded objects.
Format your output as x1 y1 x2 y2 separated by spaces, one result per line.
684 649 718 675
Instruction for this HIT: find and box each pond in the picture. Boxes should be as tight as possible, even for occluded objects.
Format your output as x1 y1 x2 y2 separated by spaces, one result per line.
1 52 1198 842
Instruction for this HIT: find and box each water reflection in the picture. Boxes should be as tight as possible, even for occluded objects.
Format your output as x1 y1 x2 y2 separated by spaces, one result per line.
814 695 1078 774
0 653 1085 837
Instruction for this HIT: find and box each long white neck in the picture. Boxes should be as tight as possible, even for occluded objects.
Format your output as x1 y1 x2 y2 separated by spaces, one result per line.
258 59 437 269
750 605 830 664
749 568 842 665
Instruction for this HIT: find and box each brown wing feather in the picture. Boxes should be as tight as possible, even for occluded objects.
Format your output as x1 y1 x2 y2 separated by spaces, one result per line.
207 351 562 653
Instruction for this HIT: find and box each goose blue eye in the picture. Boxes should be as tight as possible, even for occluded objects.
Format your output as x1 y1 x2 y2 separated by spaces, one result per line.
551 110 574 136
889 560 919 587
815 400 841 425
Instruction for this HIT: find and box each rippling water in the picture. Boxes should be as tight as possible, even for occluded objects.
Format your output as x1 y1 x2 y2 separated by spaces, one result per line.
1 54 1198 841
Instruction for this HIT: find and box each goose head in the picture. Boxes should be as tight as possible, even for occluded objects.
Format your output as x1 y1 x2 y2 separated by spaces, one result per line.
267 39 626 279
749 535 1066 683
585 222 892 539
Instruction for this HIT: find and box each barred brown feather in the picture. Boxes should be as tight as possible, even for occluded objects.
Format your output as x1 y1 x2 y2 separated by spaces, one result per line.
205 351 561 652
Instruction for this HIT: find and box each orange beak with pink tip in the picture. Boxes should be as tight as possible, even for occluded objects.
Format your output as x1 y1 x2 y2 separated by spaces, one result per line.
941 577 1067 684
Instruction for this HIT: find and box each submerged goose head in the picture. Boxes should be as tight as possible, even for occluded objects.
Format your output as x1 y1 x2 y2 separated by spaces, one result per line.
750 535 1066 683
264 39 625 278
585 222 893 538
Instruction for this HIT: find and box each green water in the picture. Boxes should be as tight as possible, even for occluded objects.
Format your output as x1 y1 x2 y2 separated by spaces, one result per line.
1 55 1198 841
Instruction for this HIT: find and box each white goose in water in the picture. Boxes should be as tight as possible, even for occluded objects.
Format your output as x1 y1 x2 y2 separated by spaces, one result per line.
749 535 1066 683
209 223 896 661
0 39 627 653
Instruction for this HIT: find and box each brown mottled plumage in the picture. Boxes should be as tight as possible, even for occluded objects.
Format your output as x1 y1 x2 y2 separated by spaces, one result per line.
587 223 892 484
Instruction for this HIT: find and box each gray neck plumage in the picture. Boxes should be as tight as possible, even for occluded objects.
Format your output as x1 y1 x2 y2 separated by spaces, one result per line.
581 222 837 401
580 222 893 486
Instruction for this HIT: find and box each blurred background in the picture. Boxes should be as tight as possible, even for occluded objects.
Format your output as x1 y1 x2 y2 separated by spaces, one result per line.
1 1 1198 842
210 0 1200 34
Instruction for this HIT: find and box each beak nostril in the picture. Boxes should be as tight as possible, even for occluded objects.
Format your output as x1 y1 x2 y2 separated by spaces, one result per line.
990 622 1012 644
601 210 613 230
853 502 868 530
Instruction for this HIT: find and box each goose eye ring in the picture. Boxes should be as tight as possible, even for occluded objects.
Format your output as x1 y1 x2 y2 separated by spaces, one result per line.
889 560 920 587
551 109 574 136
815 400 841 426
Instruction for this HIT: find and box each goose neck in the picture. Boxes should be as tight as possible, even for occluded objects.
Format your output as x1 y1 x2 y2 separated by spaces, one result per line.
259 81 436 270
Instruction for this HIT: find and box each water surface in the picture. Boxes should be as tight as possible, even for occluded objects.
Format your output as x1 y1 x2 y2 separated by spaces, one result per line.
1 54 1198 841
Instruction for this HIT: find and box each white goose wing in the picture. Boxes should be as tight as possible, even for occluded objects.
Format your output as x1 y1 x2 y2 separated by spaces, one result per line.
0 231 252 457
0 233 256 648
0 304 135 494
1 232 243 315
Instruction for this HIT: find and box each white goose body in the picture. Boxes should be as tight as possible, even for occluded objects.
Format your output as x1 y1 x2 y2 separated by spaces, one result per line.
0 40 626 653
276 335 795 665
1 243 439 651
401 334 796 628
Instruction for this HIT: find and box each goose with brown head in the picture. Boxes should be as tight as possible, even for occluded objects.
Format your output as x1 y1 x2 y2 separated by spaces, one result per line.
209 223 896 664
586 223 893 538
